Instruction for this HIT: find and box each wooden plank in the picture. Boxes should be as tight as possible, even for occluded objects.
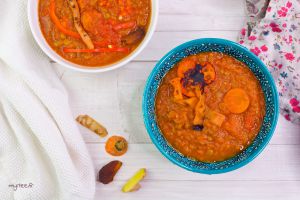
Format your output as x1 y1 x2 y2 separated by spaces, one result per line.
88 144 300 181
159 0 245 17
135 31 239 61
94 180 300 200
157 15 246 32
57 69 126 143
157 0 246 31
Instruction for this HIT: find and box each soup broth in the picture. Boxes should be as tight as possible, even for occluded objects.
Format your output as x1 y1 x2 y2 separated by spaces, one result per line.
155 52 266 162
39 0 151 66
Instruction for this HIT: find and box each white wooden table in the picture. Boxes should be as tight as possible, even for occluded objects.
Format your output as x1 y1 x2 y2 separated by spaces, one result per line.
53 0 300 199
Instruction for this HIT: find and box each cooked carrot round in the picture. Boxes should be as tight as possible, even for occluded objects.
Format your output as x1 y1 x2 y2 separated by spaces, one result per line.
223 88 250 114
177 59 196 78
105 136 128 156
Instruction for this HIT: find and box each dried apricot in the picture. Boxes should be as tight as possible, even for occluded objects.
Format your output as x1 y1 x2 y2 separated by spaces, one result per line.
98 160 122 184
105 136 128 156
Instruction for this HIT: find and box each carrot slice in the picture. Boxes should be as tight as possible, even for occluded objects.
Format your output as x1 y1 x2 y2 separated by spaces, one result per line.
202 62 216 84
63 47 130 53
105 136 128 156
49 0 81 38
113 21 137 31
177 59 196 78
223 88 250 114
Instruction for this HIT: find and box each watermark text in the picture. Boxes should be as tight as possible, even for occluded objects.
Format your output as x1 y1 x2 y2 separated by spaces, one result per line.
8 183 34 191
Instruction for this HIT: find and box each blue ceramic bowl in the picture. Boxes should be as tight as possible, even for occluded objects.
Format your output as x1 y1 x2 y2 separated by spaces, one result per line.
142 38 279 174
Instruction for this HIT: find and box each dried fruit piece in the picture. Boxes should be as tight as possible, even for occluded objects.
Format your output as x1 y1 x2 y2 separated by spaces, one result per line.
122 168 146 193
98 160 122 184
76 115 108 137
177 59 196 78
223 88 250 114
121 27 145 45
105 136 128 156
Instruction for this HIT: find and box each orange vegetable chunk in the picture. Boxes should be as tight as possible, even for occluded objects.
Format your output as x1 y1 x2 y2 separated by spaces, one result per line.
177 59 196 78
193 91 205 125
81 9 104 35
223 88 250 114
181 86 196 97
105 136 128 156
170 78 184 100
206 109 226 127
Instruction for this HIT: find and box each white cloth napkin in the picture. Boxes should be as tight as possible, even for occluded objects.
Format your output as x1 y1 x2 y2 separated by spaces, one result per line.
0 0 95 199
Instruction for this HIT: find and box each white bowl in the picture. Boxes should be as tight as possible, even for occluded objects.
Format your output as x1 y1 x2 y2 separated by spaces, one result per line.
28 0 158 73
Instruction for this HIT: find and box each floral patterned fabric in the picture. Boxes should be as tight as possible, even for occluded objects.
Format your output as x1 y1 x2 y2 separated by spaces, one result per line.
239 0 300 125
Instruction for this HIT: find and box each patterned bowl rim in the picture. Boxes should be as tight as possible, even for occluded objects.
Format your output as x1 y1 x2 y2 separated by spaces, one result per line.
142 38 279 174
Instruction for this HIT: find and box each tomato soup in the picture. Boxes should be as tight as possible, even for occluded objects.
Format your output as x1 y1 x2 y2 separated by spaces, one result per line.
155 52 266 162
39 0 151 66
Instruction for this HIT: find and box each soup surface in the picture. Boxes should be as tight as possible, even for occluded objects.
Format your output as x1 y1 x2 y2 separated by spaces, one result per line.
39 0 151 66
155 52 266 162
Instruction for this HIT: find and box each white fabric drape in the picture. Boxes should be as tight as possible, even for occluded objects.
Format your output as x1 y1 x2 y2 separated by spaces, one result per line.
0 0 95 199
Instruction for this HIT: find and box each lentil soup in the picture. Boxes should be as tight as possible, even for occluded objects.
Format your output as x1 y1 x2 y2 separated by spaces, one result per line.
155 52 266 162
39 0 151 66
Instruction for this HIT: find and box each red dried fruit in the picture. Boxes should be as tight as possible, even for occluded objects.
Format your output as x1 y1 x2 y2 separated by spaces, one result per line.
98 160 122 184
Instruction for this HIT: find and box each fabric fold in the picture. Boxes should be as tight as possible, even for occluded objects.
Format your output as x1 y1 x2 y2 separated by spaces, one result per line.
0 0 95 199
240 0 300 124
